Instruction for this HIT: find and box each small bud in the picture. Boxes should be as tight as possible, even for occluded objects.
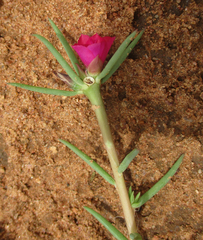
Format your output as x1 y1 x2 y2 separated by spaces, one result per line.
54 72 81 91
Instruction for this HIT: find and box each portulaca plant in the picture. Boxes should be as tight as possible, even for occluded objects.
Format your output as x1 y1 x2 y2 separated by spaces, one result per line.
8 19 184 240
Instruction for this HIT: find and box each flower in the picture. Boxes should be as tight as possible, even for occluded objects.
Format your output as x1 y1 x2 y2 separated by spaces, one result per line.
72 33 115 76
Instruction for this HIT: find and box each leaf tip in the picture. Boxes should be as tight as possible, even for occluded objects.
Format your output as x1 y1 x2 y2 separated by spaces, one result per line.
7 82 18 87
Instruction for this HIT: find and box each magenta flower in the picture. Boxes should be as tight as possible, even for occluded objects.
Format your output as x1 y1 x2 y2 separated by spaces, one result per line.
72 33 115 76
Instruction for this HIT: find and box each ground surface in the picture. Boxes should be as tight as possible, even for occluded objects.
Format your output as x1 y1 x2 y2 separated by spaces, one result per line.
0 0 203 239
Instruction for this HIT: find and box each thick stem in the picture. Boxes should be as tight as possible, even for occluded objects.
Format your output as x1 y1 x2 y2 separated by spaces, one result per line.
84 83 137 236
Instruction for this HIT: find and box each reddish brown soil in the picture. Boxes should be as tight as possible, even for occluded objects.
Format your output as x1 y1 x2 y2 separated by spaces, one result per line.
0 0 203 239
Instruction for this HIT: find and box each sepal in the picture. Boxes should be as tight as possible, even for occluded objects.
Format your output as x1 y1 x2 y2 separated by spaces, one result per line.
87 55 103 77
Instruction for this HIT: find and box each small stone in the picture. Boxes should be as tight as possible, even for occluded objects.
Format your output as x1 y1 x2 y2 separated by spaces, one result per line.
198 169 202 174
50 146 57 154
35 178 41 184
0 167 5 174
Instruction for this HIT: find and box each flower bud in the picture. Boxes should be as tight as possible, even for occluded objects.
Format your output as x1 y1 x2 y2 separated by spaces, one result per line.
54 72 81 91
72 33 115 73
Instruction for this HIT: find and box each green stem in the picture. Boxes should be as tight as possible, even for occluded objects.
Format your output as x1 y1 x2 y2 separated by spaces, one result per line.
84 83 137 236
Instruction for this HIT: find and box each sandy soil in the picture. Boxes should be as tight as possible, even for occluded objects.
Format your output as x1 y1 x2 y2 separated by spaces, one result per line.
0 0 203 239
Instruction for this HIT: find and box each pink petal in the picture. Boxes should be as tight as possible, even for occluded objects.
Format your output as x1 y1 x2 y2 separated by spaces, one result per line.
90 34 103 43
77 34 91 46
87 42 106 61
103 36 116 52
88 37 115 62
72 45 95 67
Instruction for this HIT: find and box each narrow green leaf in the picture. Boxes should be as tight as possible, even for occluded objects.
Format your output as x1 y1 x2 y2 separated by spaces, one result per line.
132 154 184 208
118 149 139 173
130 233 142 240
101 30 144 84
48 19 80 75
130 191 135 204
84 207 128 240
96 31 137 82
128 186 133 198
33 34 85 87
7 83 79 96
59 139 115 185
134 192 141 203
